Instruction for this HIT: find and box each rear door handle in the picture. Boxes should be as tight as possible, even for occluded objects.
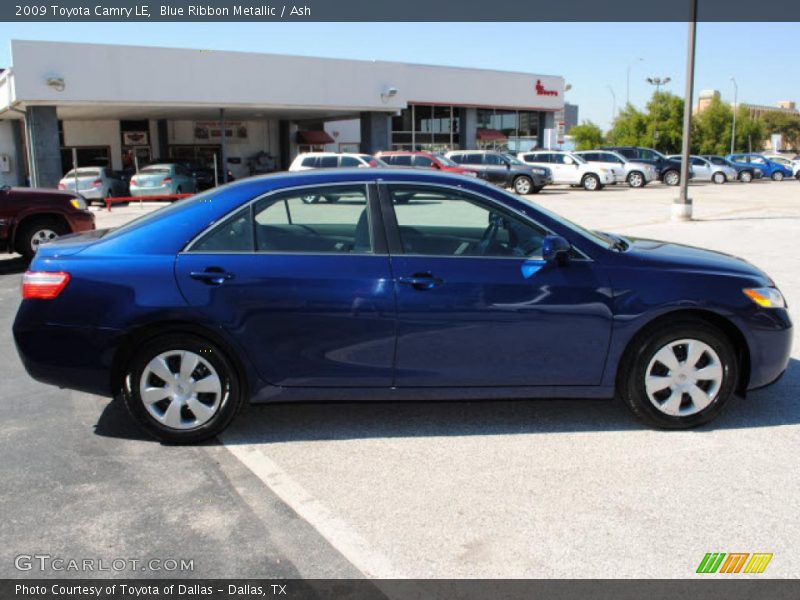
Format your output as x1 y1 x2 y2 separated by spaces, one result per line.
190 269 235 285
398 272 443 291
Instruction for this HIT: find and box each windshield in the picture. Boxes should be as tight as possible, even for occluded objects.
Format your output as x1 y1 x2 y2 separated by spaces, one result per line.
64 168 101 178
433 153 458 167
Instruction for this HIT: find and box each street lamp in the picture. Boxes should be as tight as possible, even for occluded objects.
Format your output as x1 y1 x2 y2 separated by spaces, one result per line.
730 77 738 154
626 58 643 106
646 76 672 148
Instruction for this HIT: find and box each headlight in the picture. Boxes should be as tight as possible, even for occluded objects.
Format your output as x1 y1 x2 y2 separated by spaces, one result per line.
743 287 786 308
462 171 478 177
69 197 87 210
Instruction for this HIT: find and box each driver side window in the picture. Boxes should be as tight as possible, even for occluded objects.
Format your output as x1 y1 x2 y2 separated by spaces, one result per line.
388 185 547 258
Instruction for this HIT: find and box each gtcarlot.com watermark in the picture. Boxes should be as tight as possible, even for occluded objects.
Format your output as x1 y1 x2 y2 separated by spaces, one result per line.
15 554 194 573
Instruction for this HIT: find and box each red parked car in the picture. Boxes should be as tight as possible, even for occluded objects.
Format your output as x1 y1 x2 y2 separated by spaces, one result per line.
375 151 481 178
0 185 95 259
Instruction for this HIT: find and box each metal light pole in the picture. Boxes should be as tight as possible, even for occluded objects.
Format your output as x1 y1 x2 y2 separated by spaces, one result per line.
673 0 697 222
730 76 738 154
607 86 617 122
646 76 672 149
626 57 643 107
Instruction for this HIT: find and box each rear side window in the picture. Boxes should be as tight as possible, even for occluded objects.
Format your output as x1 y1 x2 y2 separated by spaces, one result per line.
523 153 545 162
484 154 504 165
301 156 317 167
319 156 338 168
190 207 253 253
413 155 434 168
392 155 413 166
463 154 483 165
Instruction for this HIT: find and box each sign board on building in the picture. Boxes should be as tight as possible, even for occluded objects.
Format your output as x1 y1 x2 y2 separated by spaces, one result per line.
193 121 248 144
122 131 149 146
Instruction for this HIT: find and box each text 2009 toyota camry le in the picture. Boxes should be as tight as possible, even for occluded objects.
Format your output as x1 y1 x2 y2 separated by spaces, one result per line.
13 169 792 443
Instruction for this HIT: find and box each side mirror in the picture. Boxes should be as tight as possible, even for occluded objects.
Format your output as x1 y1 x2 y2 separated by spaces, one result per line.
542 235 571 263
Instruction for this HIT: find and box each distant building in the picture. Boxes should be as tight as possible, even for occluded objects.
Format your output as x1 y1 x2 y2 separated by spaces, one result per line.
564 103 579 133
694 88 799 119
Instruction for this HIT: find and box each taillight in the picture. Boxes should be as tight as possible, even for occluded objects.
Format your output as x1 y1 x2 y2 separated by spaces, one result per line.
58 182 66 190
162 177 173 184
91 178 102 187
130 177 138 186
22 271 71 300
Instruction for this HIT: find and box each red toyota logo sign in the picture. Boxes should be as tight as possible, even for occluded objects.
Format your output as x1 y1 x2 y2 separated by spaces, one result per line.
535 79 558 96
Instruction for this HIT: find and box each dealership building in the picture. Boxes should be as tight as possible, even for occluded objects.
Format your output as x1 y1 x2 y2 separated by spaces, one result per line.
0 40 566 187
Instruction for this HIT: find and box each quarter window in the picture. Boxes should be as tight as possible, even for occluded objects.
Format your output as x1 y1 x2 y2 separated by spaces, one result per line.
388 185 547 258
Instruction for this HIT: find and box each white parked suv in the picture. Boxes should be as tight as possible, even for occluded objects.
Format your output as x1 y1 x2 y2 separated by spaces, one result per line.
573 150 658 188
667 155 738 184
289 152 386 171
517 150 615 191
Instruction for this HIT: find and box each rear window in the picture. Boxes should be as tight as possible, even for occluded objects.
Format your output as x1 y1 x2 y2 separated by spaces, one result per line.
64 168 101 178
140 167 171 175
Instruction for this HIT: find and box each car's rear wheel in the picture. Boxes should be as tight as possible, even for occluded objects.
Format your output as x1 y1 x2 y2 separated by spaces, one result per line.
16 218 68 260
582 173 601 191
619 319 738 429
627 171 645 188
513 176 533 195
663 169 680 186
739 170 753 183
122 334 245 443
712 171 726 184
772 171 784 181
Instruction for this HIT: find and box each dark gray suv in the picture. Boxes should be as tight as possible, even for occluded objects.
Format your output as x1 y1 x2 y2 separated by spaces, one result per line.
445 150 552 194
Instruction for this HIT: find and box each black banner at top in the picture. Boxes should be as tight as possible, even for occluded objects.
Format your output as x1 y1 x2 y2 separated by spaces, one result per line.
2 0 800 22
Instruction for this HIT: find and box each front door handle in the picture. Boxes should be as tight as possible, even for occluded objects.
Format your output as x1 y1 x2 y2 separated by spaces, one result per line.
190 268 235 285
398 272 443 291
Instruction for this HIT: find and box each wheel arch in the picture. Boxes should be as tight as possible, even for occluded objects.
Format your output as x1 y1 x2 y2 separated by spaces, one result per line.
110 320 253 399
11 212 70 253
616 308 751 397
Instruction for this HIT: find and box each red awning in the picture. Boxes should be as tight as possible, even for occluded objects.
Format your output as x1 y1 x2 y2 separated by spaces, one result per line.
296 130 335 145
476 128 508 142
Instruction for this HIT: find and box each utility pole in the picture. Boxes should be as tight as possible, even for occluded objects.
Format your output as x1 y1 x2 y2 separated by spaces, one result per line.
626 57 643 107
673 0 697 222
730 77 738 154
607 86 617 122
646 76 671 149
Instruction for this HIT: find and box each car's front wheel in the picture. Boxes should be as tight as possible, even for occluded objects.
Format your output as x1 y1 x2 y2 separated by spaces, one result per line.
663 169 680 186
16 218 68 260
627 171 645 188
122 334 245 443
772 171 784 181
712 171 727 184
739 170 753 183
513 175 533 195
582 173 601 191
619 319 738 429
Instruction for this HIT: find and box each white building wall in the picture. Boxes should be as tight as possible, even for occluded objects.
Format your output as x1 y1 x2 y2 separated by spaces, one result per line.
0 120 21 186
324 119 361 152
62 120 122 170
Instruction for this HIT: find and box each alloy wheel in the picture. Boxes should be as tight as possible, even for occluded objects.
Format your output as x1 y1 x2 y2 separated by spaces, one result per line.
644 339 723 417
515 177 532 195
628 172 644 188
139 350 223 430
30 228 58 253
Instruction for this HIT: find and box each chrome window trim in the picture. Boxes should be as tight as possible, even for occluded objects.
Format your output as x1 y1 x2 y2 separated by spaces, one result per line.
382 180 593 262
183 181 376 254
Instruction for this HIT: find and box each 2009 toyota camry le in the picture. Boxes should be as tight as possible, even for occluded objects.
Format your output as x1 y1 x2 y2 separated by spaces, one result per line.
13 169 792 443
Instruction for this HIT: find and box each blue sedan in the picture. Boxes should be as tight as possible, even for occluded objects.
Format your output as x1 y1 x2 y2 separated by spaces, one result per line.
13 170 792 442
726 154 793 181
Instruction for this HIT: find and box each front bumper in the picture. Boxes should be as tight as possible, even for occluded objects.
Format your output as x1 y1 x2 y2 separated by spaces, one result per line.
738 308 793 390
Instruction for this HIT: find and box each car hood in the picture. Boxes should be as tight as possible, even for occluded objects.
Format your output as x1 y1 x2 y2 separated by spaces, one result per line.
620 236 771 283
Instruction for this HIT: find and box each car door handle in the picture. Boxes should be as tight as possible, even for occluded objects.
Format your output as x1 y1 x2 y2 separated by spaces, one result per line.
190 269 235 285
398 272 443 291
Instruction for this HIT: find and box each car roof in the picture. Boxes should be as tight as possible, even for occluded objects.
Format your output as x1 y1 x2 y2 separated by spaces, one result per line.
295 152 367 157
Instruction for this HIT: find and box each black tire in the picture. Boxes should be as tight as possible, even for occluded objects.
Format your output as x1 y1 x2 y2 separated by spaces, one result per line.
16 217 68 260
122 333 245 443
513 175 533 195
771 171 784 182
663 169 680 186
739 170 753 183
712 171 726 184
627 171 646 188
618 318 738 429
530 186 543 194
582 173 601 191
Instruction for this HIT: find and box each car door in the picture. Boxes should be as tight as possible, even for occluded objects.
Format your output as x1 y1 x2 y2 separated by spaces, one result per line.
380 182 613 387
690 157 711 181
482 153 509 185
547 153 574 184
174 182 396 387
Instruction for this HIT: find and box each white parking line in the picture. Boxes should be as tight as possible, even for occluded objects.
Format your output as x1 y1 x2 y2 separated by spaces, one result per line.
222 441 403 579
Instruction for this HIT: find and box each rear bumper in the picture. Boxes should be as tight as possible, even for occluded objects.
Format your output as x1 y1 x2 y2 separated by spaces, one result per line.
13 315 121 397
130 185 173 197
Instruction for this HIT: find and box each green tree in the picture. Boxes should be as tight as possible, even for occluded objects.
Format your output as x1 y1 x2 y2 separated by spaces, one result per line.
607 104 649 147
569 121 605 150
646 91 685 154
761 111 800 150
692 96 733 155
733 107 767 153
